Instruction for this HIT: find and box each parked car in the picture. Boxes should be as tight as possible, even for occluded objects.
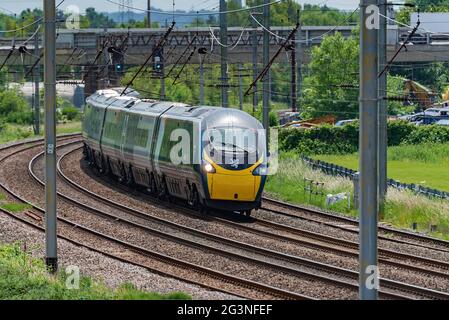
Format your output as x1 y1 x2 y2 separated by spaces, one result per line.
423 108 449 117
436 119 449 126
335 119 357 127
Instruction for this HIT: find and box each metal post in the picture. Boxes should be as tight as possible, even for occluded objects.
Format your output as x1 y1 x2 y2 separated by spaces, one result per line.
251 14 258 114
33 18 40 135
238 63 243 110
296 18 302 114
44 0 58 273
359 0 379 300
378 0 388 218
290 35 297 113
219 0 228 108
199 56 205 105
147 0 151 28
262 0 270 140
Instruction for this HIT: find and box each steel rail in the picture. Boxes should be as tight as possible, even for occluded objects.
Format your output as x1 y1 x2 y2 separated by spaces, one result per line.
52 144 449 300
262 197 449 253
0 138 308 300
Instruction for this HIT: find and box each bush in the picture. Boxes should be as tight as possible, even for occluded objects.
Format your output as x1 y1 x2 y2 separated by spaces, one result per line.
279 120 449 155
279 123 359 155
402 125 449 144
61 106 80 121
5 110 34 125
252 108 279 127
0 90 31 124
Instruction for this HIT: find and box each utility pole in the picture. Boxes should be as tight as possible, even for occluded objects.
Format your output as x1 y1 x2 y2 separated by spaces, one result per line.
290 35 297 112
251 13 259 114
262 0 270 140
359 0 379 300
220 0 228 108
199 55 205 105
378 0 388 218
44 0 58 273
296 13 302 114
147 0 151 28
238 63 243 110
33 18 40 135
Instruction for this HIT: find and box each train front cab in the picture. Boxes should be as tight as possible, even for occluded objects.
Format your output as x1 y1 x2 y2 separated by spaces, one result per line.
200 122 267 213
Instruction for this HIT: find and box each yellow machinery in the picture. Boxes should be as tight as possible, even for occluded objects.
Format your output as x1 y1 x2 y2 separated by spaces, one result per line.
403 79 438 108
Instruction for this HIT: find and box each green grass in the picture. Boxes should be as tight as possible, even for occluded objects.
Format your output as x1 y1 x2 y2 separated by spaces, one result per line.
266 152 449 240
314 143 449 192
0 203 32 213
0 122 81 144
0 243 191 300
0 193 6 201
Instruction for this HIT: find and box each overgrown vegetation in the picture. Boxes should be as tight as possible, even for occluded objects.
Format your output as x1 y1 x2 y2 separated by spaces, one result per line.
0 243 191 300
0 90 33 125
0 203 32 213
266 153 449 240
0 83 81 143
279 121 449 155
0 122 81 144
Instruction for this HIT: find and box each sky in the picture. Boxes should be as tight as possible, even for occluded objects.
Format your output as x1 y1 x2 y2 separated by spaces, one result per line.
0 0 361 14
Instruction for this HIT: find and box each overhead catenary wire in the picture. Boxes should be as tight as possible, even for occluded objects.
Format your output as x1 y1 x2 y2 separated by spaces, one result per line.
121 21 176 95
209 26 247 49
250 6 359 44
245 22 300 96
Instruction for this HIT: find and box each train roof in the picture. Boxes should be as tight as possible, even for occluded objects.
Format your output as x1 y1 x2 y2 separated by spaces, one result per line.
86 90 263 128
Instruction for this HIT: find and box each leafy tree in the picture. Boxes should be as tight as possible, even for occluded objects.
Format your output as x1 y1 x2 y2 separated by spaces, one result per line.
84 7 116 28
396 0 449 24
301 32 359 120
0 90 33 124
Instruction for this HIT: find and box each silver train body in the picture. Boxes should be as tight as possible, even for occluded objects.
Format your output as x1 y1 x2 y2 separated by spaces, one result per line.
82 89 268 213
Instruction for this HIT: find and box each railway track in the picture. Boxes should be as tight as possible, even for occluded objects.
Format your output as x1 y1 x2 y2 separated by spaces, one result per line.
0 136 309 300
27 142 397 300
1 136 448 299
261 197 449 254
49 143 449 299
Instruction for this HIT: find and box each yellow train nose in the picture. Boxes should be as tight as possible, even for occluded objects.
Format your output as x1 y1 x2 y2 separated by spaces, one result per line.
204 154 263 202
208 172 261 201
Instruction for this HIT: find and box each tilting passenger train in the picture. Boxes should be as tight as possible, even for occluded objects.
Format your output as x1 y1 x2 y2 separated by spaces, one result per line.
82 89 268 215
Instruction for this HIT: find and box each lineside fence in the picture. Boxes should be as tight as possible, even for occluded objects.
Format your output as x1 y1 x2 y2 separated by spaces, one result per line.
302 156 449 200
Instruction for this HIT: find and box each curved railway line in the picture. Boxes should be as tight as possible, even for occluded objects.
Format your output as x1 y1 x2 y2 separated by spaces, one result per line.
53 141 448 299
0 137 311 300
29 142 403 300
261 198 449 253
0 134 448 299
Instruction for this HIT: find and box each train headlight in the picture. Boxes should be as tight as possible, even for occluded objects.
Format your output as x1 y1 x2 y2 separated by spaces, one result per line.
203 161 216 173
252 163 268 176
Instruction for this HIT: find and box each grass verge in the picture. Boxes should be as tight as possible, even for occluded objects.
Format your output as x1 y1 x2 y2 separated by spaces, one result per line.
0 122 81 145
0 203 32 213
314 143 449 192
266 152 449 240
0 243 191 300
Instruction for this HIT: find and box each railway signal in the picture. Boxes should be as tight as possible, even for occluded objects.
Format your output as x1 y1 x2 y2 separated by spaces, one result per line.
115 63 124 74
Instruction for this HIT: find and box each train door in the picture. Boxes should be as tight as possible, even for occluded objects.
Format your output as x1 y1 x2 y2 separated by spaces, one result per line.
120 113 129 160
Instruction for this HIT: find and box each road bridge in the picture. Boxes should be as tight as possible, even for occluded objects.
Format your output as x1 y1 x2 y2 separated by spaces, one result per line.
1 26 449 67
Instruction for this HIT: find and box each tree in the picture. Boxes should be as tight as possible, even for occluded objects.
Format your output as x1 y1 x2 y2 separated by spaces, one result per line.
396 0 449 24
84 7 116 28
301 32 359 120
